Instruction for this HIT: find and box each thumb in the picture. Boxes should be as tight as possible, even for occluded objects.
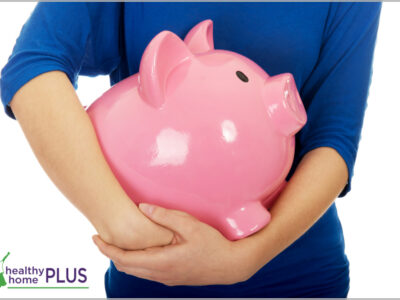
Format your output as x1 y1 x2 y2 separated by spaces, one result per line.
139 203 194 236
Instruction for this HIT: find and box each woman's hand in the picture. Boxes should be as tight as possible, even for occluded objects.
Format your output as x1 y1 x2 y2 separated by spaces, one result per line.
93 203 260 286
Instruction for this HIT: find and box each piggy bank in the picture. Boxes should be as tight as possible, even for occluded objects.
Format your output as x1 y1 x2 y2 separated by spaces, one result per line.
87 20 307 240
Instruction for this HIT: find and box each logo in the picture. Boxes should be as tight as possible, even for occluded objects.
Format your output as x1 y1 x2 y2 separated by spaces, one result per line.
0 251 89 290
0 252 10 288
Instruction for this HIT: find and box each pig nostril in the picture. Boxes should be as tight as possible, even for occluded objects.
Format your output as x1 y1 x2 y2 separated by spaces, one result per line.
236 71 249 82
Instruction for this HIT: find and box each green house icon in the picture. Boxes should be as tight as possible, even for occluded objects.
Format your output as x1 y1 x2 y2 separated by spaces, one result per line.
0 252 10 288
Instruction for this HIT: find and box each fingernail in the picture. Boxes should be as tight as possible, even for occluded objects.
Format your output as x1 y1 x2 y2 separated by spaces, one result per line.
139 203 154 216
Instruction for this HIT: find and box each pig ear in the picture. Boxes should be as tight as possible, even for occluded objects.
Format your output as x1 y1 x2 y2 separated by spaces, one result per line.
263 73 307 136
139 31 193 108
184 20 214 54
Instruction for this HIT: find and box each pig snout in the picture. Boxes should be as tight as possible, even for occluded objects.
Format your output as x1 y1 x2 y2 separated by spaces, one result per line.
263 73 307 136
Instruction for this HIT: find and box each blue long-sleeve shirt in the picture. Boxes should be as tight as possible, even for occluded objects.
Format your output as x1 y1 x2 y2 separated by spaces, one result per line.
0 3 380 297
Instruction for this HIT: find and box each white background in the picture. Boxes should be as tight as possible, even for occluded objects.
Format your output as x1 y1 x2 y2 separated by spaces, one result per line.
0 2 399 298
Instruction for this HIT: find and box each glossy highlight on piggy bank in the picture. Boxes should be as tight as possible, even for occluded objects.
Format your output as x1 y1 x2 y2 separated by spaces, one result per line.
87 20 307 240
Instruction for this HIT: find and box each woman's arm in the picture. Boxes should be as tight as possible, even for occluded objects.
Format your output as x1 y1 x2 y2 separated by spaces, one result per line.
10 70 174 250
92 146 348 285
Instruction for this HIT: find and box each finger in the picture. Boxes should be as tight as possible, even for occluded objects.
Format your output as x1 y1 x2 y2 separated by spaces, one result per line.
114 262 167 283
114 262 153 278
92 235 167 270
139 203 198 237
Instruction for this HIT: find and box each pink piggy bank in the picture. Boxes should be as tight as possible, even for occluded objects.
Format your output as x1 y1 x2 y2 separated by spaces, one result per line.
87 20 307 240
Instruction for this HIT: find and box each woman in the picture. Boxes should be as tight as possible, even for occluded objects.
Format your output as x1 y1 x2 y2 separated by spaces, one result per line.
0 3 381 297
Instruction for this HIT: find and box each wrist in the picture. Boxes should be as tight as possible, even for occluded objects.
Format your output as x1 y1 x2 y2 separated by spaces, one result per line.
91 196 139 243
93 197 174 249
228 238 265 284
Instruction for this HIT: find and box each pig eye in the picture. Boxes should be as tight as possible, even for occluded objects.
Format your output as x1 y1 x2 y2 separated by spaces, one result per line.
236 71 249 83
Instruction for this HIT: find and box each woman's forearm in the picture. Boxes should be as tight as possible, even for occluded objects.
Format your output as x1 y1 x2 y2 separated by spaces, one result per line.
9 71 173 249
239 147 349 271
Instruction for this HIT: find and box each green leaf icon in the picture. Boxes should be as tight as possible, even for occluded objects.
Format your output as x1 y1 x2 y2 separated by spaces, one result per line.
0 252 10 288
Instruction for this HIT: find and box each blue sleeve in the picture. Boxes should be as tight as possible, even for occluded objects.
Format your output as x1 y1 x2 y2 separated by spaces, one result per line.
297 3 381 197
0 2 121 119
